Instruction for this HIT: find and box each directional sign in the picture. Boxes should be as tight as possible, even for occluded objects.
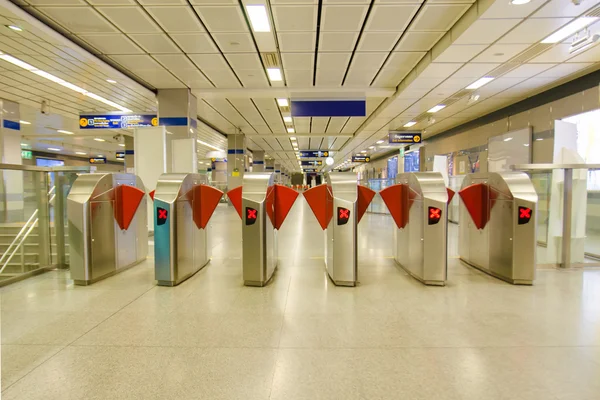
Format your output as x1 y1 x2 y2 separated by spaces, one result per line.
352 155 370 163
89 157 107 164
80 114 158 130
301 160 323 166
303 169 317 173
300 150 329 158
389 131 422 144
116 151 125 159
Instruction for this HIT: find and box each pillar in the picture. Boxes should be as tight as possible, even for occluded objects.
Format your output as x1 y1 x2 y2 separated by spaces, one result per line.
274 162 281 183
124 135 134 173
227 133 245 190
253 150 265 172
0 100 23 221
265 159 275 175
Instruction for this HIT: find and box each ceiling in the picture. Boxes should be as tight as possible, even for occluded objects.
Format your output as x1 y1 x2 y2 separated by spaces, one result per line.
2 0 600 172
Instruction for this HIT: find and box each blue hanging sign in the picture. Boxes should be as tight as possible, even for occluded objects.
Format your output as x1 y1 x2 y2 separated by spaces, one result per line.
352 155 370 163
389 131 422 144
303 169 317 173
116 151 125 159
301 160 323 166
300 150 330 158
79 114 158 130
291 100 366 117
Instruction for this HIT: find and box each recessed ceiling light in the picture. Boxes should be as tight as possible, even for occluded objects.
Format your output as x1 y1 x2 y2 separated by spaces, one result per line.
290 137 297 141
369 146 375 149
19 120 31 125
361 150 367 153
75 151 87 155
21 143 29 147
510 0 530 4
427 105 446 113
118 143 125 147
542 17 599 44
106 79 117 84
376 140 385 144
536 138 544 141
466 76 494 90
246 5 271 33
404 121 417 127
267 68 282 82
58 129 73 134
287 128 295 133
47 147 60 151
277 98 288 107
524 143 530 147
7 25 22 32
94 138 105 142
283 116 292 122
504 137 513 142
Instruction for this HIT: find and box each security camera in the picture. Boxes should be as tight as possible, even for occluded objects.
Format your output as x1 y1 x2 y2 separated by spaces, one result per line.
40 100 49 115
572 0 582 5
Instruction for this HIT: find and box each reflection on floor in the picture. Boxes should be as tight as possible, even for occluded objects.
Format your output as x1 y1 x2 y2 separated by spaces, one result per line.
2 201 600 399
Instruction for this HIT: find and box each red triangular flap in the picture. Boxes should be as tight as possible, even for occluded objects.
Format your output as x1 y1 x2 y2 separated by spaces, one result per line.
379 184 410 229
274 185 299 230
446 188 455 205
357 185 376 223
302 184 332 230
458 183 490 230
227 186 243 219
197 185 224 229
114 184 145 230
149 190 155 201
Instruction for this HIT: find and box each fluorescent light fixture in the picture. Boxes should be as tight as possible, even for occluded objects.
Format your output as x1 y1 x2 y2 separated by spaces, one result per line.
58 129 73 134
94 138 105 142
510 0 530 4
404 121 417 127
47 147 60 151
361 150 367 153
97 154 104 157
427 105 446 113
75 151 87 155
466 76 494 90
7 25 22 32
569 32 600 54
106 79 117 83
196 139 225 152
0 52 132 112
541 17 599 44
19 120 30 125
283 116 292 122
504 137 513 142
369 146 375 149
277 98 288 107
287 128 295 133
290 136 297 140
21 143 29 147
376 140 384 144
267 68 282 81
246 5 271 33
536 138 544 141
524 143 530 147
118 143 125 147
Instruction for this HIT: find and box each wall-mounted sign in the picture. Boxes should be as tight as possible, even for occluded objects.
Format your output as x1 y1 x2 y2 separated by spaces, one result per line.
21 150 32 159
299 150 329 158
389 131 422 144
89 157 107 164
116 151 125 159
79 114 157 130
301 160 322 166
352 155 370 163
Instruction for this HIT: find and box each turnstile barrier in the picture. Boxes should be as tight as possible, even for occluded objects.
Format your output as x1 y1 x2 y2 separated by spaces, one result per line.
303 172 376 287
68 173 148 285
379 172 449 286
458 172 538 285
153 173 223 286
229 173 299 286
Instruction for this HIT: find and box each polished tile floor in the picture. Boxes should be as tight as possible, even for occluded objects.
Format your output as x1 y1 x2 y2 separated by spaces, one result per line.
2 200 600 399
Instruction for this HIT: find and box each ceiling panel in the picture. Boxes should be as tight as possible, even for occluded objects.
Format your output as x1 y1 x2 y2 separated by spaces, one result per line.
410 4 469 32
272 5 317 31
278 32 315 52
170 33 218 53
97 6 161 33
319 31 359 52
144 6 205 32
193 6 248 32
78 33 143 54
395 31 444 52
212 32 255 53
129 33 180 53
37 7 118 33
365 5 419 31
357 32 402 52
321 5 368 31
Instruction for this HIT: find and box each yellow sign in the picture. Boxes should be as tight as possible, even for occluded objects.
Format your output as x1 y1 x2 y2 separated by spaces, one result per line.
151 117 158 126
232 171 240 177
413 135 421 143
79 118 88 127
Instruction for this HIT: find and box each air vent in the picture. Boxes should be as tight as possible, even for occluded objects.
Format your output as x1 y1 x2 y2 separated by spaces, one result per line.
261 52 279 68
586 6 600 17
280 106 290 113
510 43 553 64
487 62 520 78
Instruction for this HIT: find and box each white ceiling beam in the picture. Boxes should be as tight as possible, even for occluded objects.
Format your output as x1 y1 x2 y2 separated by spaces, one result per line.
194 87 395 99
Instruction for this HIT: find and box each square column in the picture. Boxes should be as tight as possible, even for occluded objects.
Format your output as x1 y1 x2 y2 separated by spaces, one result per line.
252 150 265 172
0 100 23 221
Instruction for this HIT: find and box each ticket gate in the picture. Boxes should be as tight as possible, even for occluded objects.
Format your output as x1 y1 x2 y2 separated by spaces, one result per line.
379 172 452 286
67 173 148 285
153 174 223 286
228 172 299 286
458 172 538 285
303 172 376 286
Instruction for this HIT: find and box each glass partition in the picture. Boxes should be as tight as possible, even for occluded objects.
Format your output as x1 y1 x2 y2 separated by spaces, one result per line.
527 171 551 246
365 178 394 214
585 168 600 259
448 175 465 223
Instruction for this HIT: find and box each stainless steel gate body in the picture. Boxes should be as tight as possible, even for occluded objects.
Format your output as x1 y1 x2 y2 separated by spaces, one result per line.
153 173 223 286
304 172 376 287
459 172 538 285
68 173 148 285
380 172 449 286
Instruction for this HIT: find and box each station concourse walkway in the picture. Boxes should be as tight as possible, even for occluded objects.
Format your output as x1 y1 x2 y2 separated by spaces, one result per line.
2 201 600 400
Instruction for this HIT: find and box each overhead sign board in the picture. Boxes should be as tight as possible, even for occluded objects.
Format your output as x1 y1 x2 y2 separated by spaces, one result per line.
303 169 317 173
291 100 366 117
21 150 32 159
389 131 422 144
300 150 329 158
79 114 158 130
89 157 107 164
352 155 370 163
301 160 322 166
116 151 125 159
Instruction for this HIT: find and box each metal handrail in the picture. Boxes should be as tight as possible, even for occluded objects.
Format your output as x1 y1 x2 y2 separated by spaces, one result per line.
0 186 56 274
